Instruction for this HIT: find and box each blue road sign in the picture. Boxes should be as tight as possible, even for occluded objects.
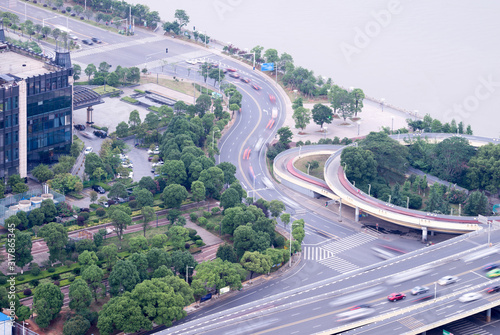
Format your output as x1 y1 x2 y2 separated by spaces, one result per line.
261 63 274 71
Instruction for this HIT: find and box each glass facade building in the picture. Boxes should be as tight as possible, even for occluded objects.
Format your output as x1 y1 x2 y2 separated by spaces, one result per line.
0 44 73 179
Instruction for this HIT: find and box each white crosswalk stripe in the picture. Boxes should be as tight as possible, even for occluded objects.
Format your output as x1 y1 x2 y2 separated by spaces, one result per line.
318 256 360 273
446 319 492 335
320 232 377 255
302 246 333 261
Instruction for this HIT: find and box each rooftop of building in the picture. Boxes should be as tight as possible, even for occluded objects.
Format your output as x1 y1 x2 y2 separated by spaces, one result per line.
0 44 52 80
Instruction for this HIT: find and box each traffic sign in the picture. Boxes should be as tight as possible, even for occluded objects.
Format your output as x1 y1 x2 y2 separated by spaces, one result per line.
261 63 274 71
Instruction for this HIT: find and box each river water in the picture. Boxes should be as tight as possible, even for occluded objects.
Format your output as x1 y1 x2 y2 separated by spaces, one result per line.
134 0 500 137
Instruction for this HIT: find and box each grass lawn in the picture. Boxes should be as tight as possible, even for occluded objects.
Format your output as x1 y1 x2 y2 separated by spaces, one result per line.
102 223 170 249
92 86 121 95
295 155 330 180
140 76 201 98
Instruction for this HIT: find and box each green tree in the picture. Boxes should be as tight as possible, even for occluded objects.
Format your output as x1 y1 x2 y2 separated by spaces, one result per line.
108 260 141 296
425 183 450 214
464 191 490 216
162 183 188 209
466 143 500 193
141 206 155 237
192 258 245 297
150 234 168 249
39 222 68 264
168 226 189 250
84 63 97 82
63 315 90 335
191 180 206 202
129 236 148 253
33 283 64 328
217 162 237 185
361 132 409 176
97 294 151 335
220 187 241 210
14 230 33 273
240 251 272 279
171 250 197 277
311 103 333 130
78 250 98 272
160 160 187 186
128 110 141 128
268 200 285 219
263 48 280 63
340 146 378 184
330 86 354 121
429 137 475 184
108 182 128 199
233 225 257 259
292 106 311 132
280 213 291 228
40 199 57 223
216 243 238 263
350 88 365 117
174 9 190 28
32 164 54 183
0 287 9 310
277 126 293 146
147 248 171 271
132 188 154 208
111 209 131 249
115 121 129 137
28 208 45 227
101 244 118 271
68 278 92 312
84 153 104 179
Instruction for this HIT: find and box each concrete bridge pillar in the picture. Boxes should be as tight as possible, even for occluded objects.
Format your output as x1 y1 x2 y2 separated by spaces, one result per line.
422 227 428 243
430 231 435 236
355 206 359 222
486 308 491 322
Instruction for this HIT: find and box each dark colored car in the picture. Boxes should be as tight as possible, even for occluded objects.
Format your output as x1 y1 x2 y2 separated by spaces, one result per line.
74 124 85 131
93 130 107 138
91 37 102 43
240 77 250 83
485 286 500 294
228 72 240 78
92 185 106 194
484 263 498 271
387 293 406 302
251 84 261 90
82 39 93 45
350 304 371 310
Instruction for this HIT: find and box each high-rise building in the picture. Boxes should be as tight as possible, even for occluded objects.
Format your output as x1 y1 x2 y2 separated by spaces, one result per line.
0 39 73 179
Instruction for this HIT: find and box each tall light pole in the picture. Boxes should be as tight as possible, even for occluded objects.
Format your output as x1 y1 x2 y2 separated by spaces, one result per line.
391 116 394 134
289 222 301 267
324 126 328 139
186 266 194 283
21 2 27 21
368 184 371 197
380 98 385 112
357 121 361 136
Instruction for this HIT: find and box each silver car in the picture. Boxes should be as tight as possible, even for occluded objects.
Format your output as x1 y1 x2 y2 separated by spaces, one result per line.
438 276 458 286
411 286 429 295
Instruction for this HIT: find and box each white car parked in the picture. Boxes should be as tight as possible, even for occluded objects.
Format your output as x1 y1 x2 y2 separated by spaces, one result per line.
84 147 93 155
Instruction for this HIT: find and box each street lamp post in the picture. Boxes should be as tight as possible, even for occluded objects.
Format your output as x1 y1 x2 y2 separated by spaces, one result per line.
407 196 410 209
357 121 361 136
324 126 328 139
289 223 301 267
298 145 302 158
336 199 343 222
186 266 194 283
380 98 385 112
22 2 27 21
391 116 394 134
368 184 371 197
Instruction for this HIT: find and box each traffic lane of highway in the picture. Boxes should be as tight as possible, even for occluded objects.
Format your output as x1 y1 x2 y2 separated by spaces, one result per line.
166 240 499 334
184 257 500 335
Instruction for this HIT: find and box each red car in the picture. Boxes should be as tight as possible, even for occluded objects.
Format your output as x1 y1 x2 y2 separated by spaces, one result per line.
252 84 261 90
229 72 240 78
226 68 237 72
486 286 500 294
240 77 250 83
387 293 406 302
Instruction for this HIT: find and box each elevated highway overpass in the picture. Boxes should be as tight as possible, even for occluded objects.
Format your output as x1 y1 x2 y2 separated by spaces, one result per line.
274 134 500 236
